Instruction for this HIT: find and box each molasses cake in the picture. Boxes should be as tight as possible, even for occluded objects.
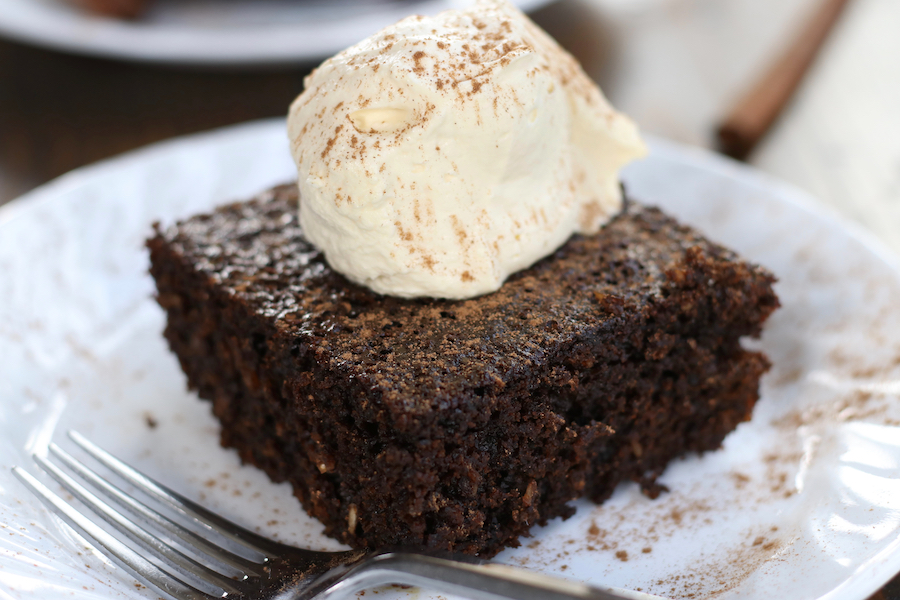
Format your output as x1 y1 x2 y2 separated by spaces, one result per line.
148 0 779 557
147 184 778 557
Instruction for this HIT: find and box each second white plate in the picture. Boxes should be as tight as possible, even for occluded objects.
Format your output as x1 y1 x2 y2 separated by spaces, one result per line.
0 0 555 65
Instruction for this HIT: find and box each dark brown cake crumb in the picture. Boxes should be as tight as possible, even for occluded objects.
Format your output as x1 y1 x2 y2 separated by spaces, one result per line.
147 184 779 557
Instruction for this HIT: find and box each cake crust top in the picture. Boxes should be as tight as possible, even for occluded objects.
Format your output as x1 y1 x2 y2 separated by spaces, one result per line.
152 184 778 421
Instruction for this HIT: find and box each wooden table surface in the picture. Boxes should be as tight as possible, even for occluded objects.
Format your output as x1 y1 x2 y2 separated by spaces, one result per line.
0 0 898 598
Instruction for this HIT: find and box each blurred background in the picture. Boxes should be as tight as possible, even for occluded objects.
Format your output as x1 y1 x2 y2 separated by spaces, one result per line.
1 0 898 258
0 0 898 598
0 0 900 260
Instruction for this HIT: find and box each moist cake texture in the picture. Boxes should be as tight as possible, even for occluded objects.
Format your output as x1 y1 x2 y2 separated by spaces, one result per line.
147 184 779 557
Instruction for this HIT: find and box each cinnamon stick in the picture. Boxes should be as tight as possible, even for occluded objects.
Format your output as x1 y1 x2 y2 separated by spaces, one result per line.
716 0 852 160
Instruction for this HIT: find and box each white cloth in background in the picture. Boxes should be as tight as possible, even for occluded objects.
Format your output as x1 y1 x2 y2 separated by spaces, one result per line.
576 0 900 254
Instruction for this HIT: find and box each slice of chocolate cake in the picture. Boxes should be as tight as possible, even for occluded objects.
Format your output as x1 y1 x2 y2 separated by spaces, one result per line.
147 184 778 557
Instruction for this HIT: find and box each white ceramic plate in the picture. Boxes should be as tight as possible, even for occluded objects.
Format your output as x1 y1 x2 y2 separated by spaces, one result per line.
1 120 900 600
0 0 554 66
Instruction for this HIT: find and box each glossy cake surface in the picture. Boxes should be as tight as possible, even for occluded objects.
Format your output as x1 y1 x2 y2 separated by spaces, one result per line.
147 184 779 556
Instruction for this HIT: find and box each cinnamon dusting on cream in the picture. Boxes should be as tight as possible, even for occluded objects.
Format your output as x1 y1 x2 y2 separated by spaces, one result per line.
287 0 645 299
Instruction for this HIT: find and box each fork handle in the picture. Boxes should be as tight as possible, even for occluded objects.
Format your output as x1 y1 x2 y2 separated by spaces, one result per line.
301 550 658 600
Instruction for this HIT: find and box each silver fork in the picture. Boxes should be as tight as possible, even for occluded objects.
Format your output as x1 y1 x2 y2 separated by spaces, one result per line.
12 431 650 600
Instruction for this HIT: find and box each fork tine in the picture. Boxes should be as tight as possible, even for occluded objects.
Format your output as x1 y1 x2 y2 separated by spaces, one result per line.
31 454 244 597
69 431 281 555
49 443 266 577
12 467 218 600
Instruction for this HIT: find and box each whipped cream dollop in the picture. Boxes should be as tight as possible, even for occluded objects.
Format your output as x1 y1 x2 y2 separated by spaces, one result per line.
288 0 646 299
